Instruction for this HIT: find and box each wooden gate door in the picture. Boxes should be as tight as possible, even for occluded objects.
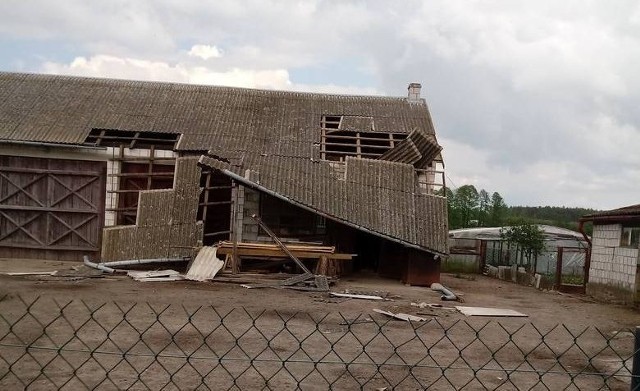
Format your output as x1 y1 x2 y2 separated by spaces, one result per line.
555 246 589 294
0 155 106 261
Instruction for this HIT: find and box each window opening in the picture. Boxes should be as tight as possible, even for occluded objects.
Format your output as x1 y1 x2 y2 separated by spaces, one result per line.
85 129 179 150
197 169 233 245
321 130 408 161
620 225 640 248
259 194 326 239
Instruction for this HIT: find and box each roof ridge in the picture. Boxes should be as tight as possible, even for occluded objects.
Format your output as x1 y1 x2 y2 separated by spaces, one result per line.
0 71 413 102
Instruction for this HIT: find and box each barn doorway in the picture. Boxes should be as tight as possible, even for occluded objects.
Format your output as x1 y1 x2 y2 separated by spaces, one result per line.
0 155 106 261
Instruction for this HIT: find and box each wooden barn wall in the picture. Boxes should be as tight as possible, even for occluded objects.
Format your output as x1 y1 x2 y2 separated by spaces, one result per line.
0 154 106 261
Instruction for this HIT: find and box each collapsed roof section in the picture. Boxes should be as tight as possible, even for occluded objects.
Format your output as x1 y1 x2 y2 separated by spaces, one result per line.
199 154 448 256
379 127 442 169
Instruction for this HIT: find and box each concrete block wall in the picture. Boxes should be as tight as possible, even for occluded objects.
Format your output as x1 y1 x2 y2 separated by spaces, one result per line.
241 188 261 241
587 224 639 303
230 186 245 243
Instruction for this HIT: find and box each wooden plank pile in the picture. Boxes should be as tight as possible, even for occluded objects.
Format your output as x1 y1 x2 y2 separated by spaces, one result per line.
215 241 352 277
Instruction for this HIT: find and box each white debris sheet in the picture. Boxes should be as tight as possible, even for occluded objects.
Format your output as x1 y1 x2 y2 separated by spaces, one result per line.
184 246 224 282
330 292 384 300
127 270 183 282
455 306 528 317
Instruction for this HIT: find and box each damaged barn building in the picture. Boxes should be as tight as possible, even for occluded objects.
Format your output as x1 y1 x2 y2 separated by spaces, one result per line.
0 73 448 285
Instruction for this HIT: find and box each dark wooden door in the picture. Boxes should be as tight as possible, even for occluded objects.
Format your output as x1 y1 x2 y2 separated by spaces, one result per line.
0 155 106 261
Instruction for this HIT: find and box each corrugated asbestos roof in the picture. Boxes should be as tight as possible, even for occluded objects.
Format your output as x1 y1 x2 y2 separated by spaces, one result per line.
200 154 449 255
0 72 448 255
0 72 438 155
582 204 640 219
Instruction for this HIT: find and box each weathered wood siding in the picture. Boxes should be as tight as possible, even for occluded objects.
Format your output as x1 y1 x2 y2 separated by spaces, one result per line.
0 155 106 261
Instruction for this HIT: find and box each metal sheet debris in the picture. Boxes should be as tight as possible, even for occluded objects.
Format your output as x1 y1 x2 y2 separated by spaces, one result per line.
5 271 57 276
373 309 427 322
127 270 181 279
185 246 224 282
133 276 185 282
127 270 183 282
330 292 384 300
455 306 528 317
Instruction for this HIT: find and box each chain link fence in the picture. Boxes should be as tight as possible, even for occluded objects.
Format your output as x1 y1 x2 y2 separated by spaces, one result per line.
1 295 637 390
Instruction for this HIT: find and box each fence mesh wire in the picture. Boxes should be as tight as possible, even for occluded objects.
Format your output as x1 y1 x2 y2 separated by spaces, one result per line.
0 295 637 390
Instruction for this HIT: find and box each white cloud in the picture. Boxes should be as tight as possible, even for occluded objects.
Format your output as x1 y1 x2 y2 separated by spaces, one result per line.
441 137 634 209
187 44 222 60
2 0 640 209
40 54 378 95
42 54 290 90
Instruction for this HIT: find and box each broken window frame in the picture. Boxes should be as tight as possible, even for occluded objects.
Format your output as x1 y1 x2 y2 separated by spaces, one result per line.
108 145 177 225
198 168 233 245
320 115 408 161
84 129 179 150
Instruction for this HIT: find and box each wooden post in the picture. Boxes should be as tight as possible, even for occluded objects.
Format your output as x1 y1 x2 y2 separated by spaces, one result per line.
556 247 564 290
230 180 240 274
631 326 640 391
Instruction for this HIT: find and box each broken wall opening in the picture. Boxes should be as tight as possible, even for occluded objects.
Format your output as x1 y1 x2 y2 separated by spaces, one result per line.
104 145 177 227
259 194 326 241
198 168 232 245
101 157 203 262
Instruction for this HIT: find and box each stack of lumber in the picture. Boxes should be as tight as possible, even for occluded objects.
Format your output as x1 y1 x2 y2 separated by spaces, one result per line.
215 241 352 277
216 241 336 258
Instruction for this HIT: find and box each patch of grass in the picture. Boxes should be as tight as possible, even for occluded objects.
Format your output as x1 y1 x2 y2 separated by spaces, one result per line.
442 258 478 274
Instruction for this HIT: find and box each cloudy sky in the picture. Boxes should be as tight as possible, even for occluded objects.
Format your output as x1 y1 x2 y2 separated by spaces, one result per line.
1 0 638 210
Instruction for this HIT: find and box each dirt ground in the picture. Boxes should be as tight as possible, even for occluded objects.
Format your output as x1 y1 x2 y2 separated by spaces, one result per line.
0 258 638 390
0 258 637 329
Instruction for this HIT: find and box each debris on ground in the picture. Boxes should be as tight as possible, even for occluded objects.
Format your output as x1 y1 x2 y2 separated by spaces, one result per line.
411 302 457 310
372 308 427 322
184 246 224 281
330 292 384 300
455 306 527 317
127 270 183 282
431 282 464 302
4 271 58 276
4 265 105 281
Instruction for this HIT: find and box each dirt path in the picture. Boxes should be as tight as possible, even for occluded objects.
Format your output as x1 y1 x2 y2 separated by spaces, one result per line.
0 259 637 330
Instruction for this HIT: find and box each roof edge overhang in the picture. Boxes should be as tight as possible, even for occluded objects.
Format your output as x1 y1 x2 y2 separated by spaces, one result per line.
197 155 447 258
580 215 640 224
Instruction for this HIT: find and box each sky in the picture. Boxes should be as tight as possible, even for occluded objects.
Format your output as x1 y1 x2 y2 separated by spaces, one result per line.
0 0 638 210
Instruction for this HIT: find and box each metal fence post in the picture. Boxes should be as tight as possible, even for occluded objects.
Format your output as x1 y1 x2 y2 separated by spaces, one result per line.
632 326 640 391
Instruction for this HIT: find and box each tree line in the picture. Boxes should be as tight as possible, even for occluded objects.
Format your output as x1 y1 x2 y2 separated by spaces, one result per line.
441 185 599 233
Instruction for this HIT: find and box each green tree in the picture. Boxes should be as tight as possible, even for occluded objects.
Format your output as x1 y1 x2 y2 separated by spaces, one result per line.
478 189 491 227
489 192 507 226
453 185 479 228
500 222 545 273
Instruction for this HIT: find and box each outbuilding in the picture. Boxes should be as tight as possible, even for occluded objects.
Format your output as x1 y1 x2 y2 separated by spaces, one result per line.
0 72 448 285
581 204 640 304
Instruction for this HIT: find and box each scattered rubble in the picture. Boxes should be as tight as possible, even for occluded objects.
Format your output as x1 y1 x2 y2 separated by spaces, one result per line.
330 292 384 300
455 306 527 317
372 309 427 322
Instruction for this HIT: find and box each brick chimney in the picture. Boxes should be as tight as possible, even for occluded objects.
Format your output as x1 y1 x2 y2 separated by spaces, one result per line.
407 83 422 103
